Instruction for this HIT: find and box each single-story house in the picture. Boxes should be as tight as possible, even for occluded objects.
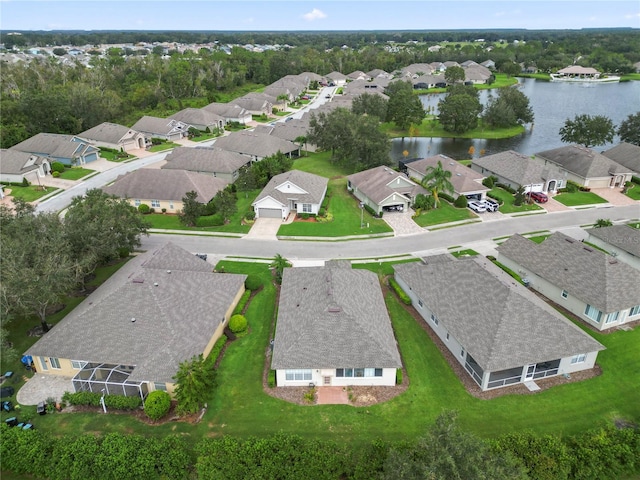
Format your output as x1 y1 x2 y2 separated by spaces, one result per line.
296 71 324 85
168 108 225 132
161 146 251 183
586 224 640 270
413 74 446 89
0 149 51 184
252 123 314 151
347 70 370 81
11 133 100 166
325 71 348 86
463 65 492 84
400 63 435 79
201 103 252 125
404 155 489 201
25 242 246 399
130 116 190 143
347 165 427 214
231 95 273 117
535 144 633 188
212 131 300 162
602 142 640 175
394 255 605 391
103 168 228 213
497 232 640 331
366 69 392 79
77 122 146 152
252 169 327 219
271 264 402 387
471 150 565 193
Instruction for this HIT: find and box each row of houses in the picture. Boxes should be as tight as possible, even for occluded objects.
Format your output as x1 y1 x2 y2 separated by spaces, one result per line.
26 223 639 398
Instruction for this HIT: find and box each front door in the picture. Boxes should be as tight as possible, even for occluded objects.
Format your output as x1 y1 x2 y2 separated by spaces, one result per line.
524 364 535 381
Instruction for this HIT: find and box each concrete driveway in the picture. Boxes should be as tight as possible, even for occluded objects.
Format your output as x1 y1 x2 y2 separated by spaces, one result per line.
245 218 283 239
383 210 424 236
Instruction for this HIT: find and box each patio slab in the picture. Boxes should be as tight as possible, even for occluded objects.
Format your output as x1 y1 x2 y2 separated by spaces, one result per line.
316 386 349 405
16 374 74 406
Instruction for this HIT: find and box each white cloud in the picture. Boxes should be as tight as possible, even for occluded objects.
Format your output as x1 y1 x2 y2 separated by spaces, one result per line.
302 8 327 22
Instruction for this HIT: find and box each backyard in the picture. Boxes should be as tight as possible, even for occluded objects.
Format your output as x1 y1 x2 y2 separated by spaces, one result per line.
5 259 638 446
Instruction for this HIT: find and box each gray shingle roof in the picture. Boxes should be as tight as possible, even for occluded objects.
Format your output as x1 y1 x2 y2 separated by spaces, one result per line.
407 155 489 195
271 266 402 369
26 243 246 383
472 150 564 186
201 102 250 119
536 144 633 178
347 166 426 204
162 146 251 174
586 225 640 258
497 232 640 313
168 108 224 126
394 257 604 372
253 169 327 207
78 122 136 144
213 131 299 158
12 133 98 159
0 149 48 175
103 168 228 203
252 123 309 143
131 116 190 136
602 143 640 174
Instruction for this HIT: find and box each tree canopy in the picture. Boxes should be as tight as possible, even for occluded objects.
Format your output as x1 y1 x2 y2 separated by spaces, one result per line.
438 90 483 134
420 161 455 208
385 80 426 130
559 114 615 148
617 112 640 146
482 86 534 128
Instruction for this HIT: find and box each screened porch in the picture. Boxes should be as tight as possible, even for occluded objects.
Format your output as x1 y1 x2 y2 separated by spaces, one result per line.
72 363 148 400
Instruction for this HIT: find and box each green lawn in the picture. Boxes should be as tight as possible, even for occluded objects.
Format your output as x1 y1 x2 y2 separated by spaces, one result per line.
554 191 608 206
489 187 543 213
5 260 639 447
4 185 56 202
99 149 134 162
58 167 94 180
277 178 392 237
148 141 181 152
293 152 352 179
450 248 479 257
412 200 476 227
381 118 525 140
145 189 261 233
624 184 640 201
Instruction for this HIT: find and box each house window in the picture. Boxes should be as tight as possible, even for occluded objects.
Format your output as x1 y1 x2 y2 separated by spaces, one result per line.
418 299 424 308
285 369 312 381
571 353 587 364
430 313 439 326
584 304 603 323
302 203 312 213
49 357 61 369
337 368 382 377
169 201 174 210
629 305 640 317
154 383 167 391
561 290 568 299
605 311 620 324
71 360 87 370
151 199 161 208
134 199 141 207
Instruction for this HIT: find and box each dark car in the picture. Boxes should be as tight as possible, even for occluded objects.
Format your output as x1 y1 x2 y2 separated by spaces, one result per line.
530 191 548 203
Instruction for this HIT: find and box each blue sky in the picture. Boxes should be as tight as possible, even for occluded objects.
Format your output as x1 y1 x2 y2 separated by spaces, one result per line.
1 1 639 31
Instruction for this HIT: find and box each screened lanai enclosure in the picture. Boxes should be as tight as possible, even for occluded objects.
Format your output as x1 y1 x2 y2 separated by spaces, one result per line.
72 363 148 400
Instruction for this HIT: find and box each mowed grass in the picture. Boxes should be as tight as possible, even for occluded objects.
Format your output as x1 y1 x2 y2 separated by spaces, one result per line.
554 191 608 206
6 260 639 447
277 178 392 237
412 200 476 227
3 185 56 202
293 152 352 179
58 168 94 180
624 184 640 201
489 187 543 213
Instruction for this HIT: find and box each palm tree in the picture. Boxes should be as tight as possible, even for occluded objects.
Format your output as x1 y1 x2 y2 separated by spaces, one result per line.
594 218 613 228
421 161 454 208
270 253 291 284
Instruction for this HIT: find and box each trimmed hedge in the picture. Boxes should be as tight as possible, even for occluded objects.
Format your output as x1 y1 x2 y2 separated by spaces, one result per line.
389 277 411 305
454 195 468 208
61 391 142 410
486 192 504 204
438 192 455 204
144 390 171 420
496 183 516 194
244 274 262 291
396 369 403 385
205 335 228 368
233 290 251 315
229 314 248 334
196 213 224 227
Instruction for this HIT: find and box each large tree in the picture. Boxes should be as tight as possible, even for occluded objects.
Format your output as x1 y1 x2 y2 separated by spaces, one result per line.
617 112 640 146
384 80 425 130
420 161 455 208
0 201 75 332
173 354 216 415
482 87 534 128
179 191 203 227
559 114 615 148
351 92 388 121
444 65 465 84
438 93 483 134
381 411 527 480
212 189 237 223
64 189 150 282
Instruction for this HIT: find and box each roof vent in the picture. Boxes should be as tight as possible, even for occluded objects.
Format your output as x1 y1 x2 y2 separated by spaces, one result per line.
130 317 136 323
132 278 144 284
609 259 618 264
565 238 575 243
167 270 171 274
328 305 342 313
154 282 158 287
583 247 593 252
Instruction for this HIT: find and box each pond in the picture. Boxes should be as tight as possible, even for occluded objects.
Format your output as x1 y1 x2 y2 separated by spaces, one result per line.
391 78 640 161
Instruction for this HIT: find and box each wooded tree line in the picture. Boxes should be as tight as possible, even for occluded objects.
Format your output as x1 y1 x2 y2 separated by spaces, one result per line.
1 411 638 480
2 29 639 148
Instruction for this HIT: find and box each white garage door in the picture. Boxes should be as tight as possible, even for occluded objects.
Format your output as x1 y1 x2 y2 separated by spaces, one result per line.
258 208 281 218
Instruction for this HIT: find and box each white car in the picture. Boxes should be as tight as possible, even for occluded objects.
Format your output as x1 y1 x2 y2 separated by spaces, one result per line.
480 198 499 212
467 201 486 213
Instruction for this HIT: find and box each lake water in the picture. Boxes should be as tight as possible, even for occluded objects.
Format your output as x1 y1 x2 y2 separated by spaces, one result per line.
391 78 640 161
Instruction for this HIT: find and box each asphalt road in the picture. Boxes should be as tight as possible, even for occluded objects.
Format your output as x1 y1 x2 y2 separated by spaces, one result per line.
140 204 639 261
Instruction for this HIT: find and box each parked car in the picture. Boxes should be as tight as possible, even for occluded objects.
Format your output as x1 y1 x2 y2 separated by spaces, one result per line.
530 191 548 203
467 201 486 213
482 198 500 212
